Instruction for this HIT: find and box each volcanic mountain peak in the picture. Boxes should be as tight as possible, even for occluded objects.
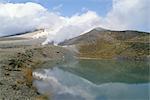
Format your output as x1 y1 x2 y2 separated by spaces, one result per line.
59 27 149 60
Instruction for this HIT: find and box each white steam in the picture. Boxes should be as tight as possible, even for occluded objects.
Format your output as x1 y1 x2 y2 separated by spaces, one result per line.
43 11 101 45
0 0 149 44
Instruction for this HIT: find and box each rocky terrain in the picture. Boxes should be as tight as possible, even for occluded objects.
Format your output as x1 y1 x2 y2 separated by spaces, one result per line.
59 27 150 60
0 27 149 99
0 36 72 100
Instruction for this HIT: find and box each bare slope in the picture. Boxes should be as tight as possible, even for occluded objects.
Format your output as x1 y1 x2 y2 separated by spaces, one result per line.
59 28 150 60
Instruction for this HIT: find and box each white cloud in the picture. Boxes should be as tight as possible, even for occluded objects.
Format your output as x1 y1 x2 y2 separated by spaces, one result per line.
0 2 64 36
44 0 149 44
103 0 150 31
43 11 102 44
0 0 149 44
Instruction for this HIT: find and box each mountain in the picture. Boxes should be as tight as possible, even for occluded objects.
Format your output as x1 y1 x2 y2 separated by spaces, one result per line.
0 29 48 46
1 29 48 39
59 27 150 60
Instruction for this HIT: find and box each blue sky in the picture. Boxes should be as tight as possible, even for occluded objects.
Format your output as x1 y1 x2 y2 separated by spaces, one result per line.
0 0 149 38
1 0 112 16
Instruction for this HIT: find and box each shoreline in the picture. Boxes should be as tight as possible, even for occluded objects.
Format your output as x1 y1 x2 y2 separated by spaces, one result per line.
0 45 70 100
76 56 149 61
0 38 149 99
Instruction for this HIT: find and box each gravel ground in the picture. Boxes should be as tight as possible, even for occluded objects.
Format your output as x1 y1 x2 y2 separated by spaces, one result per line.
0 37 72 100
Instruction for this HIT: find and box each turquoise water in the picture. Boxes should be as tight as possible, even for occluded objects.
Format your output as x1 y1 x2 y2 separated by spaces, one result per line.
33 60 150 100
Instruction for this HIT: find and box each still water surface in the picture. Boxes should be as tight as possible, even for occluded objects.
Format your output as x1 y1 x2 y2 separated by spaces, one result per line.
33 60 150 100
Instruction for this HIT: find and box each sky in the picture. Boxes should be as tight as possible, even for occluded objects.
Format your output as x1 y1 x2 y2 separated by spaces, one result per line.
0 0 149 44
0 0 112 16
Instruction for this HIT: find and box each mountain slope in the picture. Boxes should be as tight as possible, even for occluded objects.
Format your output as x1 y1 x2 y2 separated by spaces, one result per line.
59 28 150 60
0 29 47 46
1 29 48 39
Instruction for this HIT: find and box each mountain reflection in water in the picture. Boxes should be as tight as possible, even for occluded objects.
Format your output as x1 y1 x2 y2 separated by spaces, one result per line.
33 60 150 100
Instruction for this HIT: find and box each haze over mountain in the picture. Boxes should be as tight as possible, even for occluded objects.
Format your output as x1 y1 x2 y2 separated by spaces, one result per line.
0 0 149 99
0 0 149 42
0 0 149 60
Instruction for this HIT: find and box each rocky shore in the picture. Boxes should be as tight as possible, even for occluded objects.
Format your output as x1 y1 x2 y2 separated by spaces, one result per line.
0 44 71 100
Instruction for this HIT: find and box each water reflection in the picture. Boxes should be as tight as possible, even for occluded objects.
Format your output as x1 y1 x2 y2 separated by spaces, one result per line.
33 60 150 100
62 60 149 84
